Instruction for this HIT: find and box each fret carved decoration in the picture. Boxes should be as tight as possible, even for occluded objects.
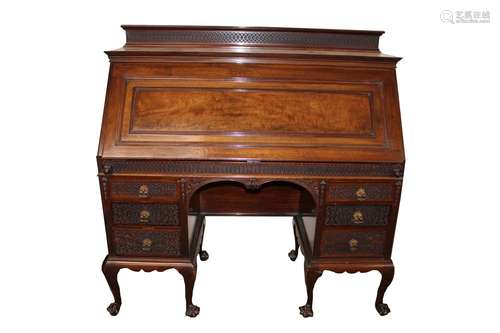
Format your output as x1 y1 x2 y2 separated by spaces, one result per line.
102 160 403 177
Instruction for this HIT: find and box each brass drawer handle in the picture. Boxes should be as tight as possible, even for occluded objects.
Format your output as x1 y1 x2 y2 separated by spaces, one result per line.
139 210 150 223
138 184 149 198
142 238 153 251
352 210 364 224
349 239 359 252
355 187 367 200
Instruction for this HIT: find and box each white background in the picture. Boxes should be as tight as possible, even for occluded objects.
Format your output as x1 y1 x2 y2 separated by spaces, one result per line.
1 0 499 332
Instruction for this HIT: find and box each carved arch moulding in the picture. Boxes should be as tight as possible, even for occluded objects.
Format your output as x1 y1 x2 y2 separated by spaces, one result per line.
179 177 322 205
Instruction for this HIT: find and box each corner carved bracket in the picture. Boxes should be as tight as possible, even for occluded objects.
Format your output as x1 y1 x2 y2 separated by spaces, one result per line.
243 178 263 191
100 165 113 200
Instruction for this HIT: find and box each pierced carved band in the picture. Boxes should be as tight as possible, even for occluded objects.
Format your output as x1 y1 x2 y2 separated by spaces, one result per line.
125 29 380 50
102 160 403 177
113 229 181 256
112 203 179 226
326 205 390 226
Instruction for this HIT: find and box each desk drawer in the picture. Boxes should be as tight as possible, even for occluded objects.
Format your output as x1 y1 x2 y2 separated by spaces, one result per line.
112 203 180 226
111 181 177 200
329 182 393 202
320 230 385 257
326 204 390 226
113 229 181 257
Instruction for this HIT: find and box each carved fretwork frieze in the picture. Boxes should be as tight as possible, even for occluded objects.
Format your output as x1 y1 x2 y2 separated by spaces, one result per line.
101 160 404 177
124 28 381 50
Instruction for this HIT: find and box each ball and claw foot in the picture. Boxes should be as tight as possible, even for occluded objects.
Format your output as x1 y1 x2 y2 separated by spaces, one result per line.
376 303 391 316
107 302 121 316
185 304 200 317
288 249 298 261
199 250 209 261
299 304 314 318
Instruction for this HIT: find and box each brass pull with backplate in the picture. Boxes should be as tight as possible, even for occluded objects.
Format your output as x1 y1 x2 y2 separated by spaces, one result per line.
349 239 359 252
138 184 149 198
352 210 364 224
355 187 367 200
139 210 150 223
142 238 153 251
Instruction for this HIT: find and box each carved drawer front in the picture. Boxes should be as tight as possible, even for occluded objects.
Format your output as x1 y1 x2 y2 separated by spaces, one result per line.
113 229 181 257
112 203 179 226
320 230 386 257
111 181 177 200
326 204 390 226
329 182 393 202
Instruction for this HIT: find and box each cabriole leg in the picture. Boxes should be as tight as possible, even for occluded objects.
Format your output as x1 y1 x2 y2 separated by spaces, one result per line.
299 268 323 317
178 266 200 317
102 259 122 316
375 265 395 316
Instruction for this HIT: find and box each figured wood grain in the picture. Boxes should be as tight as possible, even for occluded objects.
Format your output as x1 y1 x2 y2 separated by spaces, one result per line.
98 50 403 161
131 87 373 135
119 77 385 148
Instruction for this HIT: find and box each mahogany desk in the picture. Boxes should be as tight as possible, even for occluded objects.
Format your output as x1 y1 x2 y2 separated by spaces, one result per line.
97 25 404 318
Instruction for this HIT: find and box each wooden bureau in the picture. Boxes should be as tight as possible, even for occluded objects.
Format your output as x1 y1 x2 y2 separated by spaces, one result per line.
97 25 404 318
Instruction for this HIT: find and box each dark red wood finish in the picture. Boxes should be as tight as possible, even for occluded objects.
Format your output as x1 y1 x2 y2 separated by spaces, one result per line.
98 25 404 318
